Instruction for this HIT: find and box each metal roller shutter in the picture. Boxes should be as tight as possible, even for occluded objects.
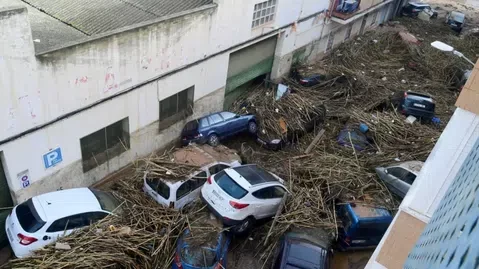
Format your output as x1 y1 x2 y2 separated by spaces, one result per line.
224 37 277 109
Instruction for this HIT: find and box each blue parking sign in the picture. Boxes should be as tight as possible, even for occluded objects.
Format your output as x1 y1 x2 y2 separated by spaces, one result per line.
43 148 63 169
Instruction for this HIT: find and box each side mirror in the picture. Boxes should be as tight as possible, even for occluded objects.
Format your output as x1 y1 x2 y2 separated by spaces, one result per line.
384 169 388 174
234 114 240 118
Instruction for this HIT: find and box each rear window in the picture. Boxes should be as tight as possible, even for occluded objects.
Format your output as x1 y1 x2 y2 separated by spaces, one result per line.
184 120 199 132
90 189 122 213
16 199 46 233
180 247 216 267
146 178 170 199
215 170 248 199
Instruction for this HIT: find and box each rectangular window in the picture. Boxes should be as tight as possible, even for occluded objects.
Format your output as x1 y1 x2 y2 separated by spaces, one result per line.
345 24 353 41
159 86 194 131
252 0 276 28
80 118 130 172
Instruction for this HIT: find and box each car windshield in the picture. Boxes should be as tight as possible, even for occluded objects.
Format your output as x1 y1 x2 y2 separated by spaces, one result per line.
215 170 248 199
90 189 122 214
180 246 217 267
16 199 46 233
340 206 353 232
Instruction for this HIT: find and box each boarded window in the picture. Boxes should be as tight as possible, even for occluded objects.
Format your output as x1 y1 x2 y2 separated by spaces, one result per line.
159 86 194 131
80 118 130 172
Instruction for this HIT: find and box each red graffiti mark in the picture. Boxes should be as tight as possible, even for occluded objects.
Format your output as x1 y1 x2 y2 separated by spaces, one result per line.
74 76 88 85
104 67 118 92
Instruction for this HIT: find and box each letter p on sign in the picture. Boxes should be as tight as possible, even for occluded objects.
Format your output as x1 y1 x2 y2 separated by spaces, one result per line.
43 147 63 169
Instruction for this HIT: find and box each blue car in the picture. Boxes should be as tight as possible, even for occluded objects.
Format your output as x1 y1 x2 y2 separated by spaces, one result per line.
181 112 257 146
173 229 231 269
336 203 393 250
271 229 331 269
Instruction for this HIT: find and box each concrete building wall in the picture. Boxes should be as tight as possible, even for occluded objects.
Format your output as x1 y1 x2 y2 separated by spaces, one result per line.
367 90 479 267
0 7 41 143
2 53 228 203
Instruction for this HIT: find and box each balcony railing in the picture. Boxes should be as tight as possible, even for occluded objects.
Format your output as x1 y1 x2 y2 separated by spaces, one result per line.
331 0 386 20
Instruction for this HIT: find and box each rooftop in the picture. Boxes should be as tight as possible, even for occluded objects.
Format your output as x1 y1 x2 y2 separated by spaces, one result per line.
4 0 213 54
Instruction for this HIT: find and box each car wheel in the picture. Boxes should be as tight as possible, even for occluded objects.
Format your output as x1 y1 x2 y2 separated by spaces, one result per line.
208 134 219 147
234 217 255 234
248 121 257 134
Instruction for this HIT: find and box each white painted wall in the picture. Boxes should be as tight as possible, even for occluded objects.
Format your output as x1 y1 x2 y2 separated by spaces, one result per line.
1 54 228 203
367 108 479 268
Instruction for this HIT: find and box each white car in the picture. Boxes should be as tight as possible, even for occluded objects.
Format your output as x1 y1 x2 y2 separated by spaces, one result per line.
201 164 288 233
143 161 240 209
5 188 121 258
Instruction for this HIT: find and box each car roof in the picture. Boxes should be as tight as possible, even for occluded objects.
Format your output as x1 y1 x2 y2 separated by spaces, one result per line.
349 203 391 219
389 161 424 174
408 2 430 7
283 239 329 269
228 165 280 187
405 91 433 100
450 11 465 20
32 188 102 222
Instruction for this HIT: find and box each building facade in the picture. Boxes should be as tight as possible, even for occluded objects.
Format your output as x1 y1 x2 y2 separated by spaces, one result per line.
0 0 398 208
366 60 479 269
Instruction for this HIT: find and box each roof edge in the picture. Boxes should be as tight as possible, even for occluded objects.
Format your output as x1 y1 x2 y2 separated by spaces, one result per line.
35 3 217 56
0 5 26 16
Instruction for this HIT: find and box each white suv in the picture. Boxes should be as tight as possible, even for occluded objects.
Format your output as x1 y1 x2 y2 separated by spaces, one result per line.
5 188 121 258
201 164 287 233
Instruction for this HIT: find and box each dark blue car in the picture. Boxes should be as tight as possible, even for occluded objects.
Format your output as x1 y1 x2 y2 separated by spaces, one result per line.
393 91 435 120
181 112 257 146
336 203 393 250
173 229 231 269
271 229 331 269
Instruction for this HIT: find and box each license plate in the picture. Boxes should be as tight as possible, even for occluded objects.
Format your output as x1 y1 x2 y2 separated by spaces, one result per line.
6 228 13 242
413 103 426 108
212 190 223 201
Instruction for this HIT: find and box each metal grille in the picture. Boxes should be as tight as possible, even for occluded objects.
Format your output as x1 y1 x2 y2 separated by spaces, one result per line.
404 137 479 269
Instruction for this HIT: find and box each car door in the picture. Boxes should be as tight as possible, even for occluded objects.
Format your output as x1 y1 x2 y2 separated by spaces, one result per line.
220 112 241 134
175 171 207 209
385 167 410 197
43 213 90 245
208 114 227 138
251 186 286 219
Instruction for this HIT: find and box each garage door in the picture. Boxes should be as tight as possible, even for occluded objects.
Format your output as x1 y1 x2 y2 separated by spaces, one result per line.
224 37 277 109
0 158 13 248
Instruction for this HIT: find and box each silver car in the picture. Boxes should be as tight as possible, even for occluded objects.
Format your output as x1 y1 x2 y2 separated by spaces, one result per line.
375 161 424 198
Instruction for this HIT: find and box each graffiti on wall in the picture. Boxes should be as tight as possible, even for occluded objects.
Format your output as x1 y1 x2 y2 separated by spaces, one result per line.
104 66 118 93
